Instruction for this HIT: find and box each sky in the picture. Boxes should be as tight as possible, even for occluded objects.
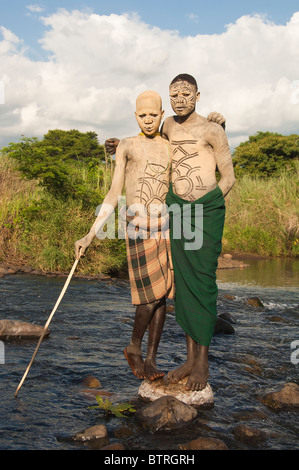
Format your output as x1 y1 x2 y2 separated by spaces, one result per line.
0 0 299 149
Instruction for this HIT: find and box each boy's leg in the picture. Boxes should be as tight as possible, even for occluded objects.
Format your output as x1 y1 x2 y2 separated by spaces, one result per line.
124 299 160 379
144 297 166 380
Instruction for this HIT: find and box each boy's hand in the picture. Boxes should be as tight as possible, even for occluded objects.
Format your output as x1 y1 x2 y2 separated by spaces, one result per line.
75 234 93 259
105 138 120 155
207 112 226 130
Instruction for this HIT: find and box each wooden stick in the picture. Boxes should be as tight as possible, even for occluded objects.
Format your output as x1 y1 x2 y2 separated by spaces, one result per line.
15 256 80 398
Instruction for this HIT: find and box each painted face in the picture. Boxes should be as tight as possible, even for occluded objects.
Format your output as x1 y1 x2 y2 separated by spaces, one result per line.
135 93 164 136
169 80 200 116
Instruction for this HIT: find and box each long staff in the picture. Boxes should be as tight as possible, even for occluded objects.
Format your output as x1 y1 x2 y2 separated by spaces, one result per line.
15 255 81 398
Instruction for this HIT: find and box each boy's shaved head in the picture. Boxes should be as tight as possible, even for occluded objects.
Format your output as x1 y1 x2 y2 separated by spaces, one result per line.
135 90 164 136
136 90 162 111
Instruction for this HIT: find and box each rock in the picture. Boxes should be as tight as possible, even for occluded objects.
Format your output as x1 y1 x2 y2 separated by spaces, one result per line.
138 377 214 407
166 304 175 313
180 437 229 450
267 315 289 323
100 443 125 450
218 312 237 324
246 297 265 308
233 424 267 445
223 253 233 259
135 396 198 432
260 382 299 411
213 316 235 335
82 375 101 388
223 294 235 301
0 320 50 340
72 424 109 448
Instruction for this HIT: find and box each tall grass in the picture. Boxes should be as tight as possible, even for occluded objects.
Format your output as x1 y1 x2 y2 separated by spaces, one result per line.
0 153 127 273
223 162 299 257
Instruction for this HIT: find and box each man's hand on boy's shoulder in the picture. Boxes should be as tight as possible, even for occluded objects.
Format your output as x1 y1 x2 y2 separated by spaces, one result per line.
207 112 226 130
105 138 120 155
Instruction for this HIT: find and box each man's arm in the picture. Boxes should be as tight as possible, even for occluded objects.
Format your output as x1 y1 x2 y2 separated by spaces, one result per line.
209 125 235 197
75 140 127 258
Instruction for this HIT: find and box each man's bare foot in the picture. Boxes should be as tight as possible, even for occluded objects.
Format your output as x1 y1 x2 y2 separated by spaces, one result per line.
185 358 209 391
124 346 144 379
167 361 194 384
144 358 165 381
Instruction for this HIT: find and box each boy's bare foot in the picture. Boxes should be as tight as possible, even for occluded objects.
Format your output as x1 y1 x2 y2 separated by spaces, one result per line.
124 346 144 379
144 358 165 381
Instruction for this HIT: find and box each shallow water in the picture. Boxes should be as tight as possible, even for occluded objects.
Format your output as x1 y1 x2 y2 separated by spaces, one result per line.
0 258 298 450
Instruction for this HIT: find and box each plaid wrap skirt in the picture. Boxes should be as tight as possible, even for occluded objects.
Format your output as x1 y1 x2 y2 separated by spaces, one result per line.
125 222 175 305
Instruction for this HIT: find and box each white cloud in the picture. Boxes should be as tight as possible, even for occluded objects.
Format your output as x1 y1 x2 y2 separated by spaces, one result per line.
186 13 199 23
26 4 45 13
0 10 299 149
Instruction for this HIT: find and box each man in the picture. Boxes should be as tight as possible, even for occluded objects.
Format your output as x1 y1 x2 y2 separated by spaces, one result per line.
163 74 235 391
75 90 174 381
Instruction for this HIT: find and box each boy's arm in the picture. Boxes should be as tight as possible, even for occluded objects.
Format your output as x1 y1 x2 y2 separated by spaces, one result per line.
75 140 127 258
209 125 236 197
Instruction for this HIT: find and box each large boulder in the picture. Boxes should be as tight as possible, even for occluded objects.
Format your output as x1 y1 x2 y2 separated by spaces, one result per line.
135 396 198 432
0 320 49 340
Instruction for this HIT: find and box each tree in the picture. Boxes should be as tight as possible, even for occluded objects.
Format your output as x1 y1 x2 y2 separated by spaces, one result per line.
2 130 107 208
233 132 299 177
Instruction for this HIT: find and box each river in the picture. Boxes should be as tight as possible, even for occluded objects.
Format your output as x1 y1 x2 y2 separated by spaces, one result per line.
0 258 298 450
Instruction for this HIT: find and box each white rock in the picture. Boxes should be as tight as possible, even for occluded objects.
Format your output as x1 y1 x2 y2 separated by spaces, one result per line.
138 377 214 407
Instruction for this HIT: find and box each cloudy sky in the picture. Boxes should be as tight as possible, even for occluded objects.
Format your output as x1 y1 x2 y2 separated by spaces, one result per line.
1 0 299 150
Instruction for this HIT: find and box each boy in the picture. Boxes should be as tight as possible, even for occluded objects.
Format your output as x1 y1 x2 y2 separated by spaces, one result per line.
75 90 174 381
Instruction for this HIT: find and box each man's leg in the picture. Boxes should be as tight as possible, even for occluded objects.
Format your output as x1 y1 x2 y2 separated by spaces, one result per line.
186 344 209 391
124 299 161 379
167 333 198 384
144 297 166 380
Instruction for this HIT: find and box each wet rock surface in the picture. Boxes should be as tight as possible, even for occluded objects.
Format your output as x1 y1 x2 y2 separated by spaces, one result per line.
0 319 49 340
259 382 299 411
180 436 229 450
135 396 198 432
233 424 267 445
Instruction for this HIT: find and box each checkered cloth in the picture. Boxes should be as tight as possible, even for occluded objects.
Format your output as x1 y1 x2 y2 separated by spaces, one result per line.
125 219 175 305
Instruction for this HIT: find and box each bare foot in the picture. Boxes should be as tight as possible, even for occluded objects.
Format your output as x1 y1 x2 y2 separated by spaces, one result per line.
185 359 209 391
144 358 165 381
167 361 194 384
124 346 144 379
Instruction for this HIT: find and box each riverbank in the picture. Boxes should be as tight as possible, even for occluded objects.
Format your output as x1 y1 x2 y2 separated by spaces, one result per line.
0 252 250 281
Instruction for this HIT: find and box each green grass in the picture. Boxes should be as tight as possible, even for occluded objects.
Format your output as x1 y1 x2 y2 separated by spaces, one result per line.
223 162 299 257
